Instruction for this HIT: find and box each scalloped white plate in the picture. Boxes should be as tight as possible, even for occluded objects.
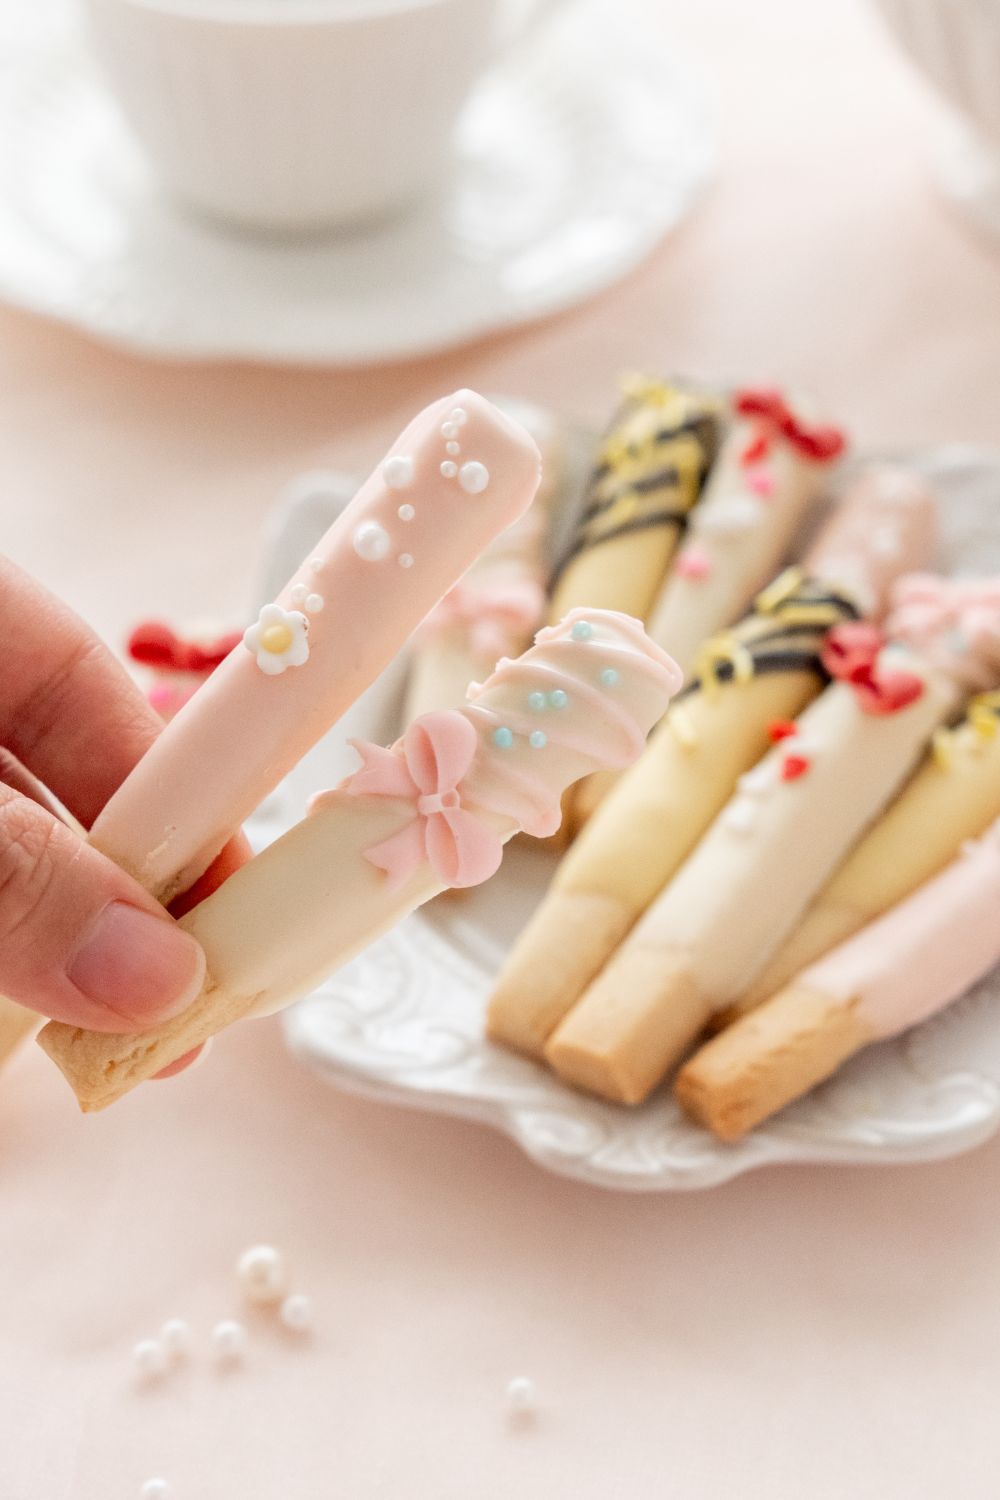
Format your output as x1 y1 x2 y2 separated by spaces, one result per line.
261 442 1000 1190
0 0 713 365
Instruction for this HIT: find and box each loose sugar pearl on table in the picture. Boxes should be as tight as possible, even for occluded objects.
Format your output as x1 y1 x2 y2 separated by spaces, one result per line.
280 1293 314 1333
132 1338 168 1382
506 1376 537 1415
210 1320 248 1364
159 1319 192 1363
237 1244 289 1304
140 1480 172 1500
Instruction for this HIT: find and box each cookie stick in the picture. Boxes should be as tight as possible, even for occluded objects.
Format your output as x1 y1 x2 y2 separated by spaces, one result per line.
88 391 542 905
723 690 1000 1019
0 1000 36 1067
38 610 682 1111
486 466 936 1058
676 818 1000 1140
547 377 723 624
645 387 846 677
546 578 1000 1103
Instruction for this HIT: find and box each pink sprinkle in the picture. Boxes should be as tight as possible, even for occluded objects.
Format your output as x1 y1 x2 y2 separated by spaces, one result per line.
675 546 712 580
746 466 775 497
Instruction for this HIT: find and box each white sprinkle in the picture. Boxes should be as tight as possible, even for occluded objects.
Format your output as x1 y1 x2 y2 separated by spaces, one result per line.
140 1480 172 1500
289 582 309 605
280 1293 314 1333
506 1376 537 1414
738 763 773 796
451 407 468 424
132 1338 167 1383
159 1319 192 1363
381 455 414 489
305 593 324 613
398 503 415 521
446 441 460 455
440 461 458 479
236 1245 289 1305
352 520 392 562
398 553 414 568
459 461 489 494
441 422 458 440
211 1319 248 1364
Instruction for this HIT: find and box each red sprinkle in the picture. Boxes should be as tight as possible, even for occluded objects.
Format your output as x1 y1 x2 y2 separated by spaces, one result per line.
781 754 811 781
767 719 799 742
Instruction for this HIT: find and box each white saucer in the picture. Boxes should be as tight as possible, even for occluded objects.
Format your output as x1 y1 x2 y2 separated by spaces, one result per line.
0 0 713 365
260 438 1000 1191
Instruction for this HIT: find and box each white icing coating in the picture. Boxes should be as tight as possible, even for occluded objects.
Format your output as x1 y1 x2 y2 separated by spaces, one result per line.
696 494 762 535
459 461 490 494
353 520 392 561
382 456 414 489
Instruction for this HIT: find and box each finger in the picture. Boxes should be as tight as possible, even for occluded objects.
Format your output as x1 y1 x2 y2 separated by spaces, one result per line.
0 784 205 1032
0 747 82 830
0 555 174 828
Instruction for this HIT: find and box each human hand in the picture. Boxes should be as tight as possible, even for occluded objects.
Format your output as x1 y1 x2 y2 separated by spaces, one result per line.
0 557 249 1068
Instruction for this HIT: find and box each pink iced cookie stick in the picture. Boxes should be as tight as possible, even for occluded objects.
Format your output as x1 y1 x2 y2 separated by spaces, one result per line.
89 391 542 903
676 818 1000 1139
39 610 682 1109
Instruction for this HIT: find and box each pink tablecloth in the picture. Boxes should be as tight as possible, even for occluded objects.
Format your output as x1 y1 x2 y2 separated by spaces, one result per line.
3 2 1000 1496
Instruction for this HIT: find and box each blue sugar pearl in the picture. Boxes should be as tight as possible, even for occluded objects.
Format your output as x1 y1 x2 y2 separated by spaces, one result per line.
601 667 620 688
493 726 514 749
529 730 547 750
548 689 569 709
528 691 547 712
571 620 594 642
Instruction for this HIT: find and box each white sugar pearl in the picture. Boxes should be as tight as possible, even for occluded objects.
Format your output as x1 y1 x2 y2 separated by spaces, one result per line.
446 441 460 455
381 455 414 489
132 1338 167 1382
397 503 415 521
506 1376 537 1414
722 800 756 834
352 520 391 562
305 593 324 613
459 461 489 494
441 422 458 440
440 460 458 478
308 557 323 573
398 553 414 569
451 407 467 425
211 1319 248 1363
140 1479 172 1500
289 582 309 605
236 1245 289 1304
159 1319 192 1362
280 1293 314 1333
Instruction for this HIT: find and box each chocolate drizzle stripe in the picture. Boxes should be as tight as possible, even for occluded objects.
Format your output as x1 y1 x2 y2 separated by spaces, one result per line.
675 647 833 701
551 509 692 584
576 468 683 526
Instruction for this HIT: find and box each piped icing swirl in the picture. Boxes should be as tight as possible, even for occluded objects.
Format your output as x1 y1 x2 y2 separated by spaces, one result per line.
886 574 1000 692
331 609 681 886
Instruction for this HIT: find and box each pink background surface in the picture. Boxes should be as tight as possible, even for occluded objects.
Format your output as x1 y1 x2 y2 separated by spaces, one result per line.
3 1 1000 1496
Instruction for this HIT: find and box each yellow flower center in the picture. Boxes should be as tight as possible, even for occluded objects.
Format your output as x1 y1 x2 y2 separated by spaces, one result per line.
260 623 294 655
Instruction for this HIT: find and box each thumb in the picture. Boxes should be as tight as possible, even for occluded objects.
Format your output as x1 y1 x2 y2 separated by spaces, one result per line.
0 785 205 1033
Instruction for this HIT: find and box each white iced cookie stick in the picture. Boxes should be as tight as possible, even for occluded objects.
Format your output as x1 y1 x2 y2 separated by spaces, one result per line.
38 611 681 1111
545 574 1000 1103
486 467 937 1059
726 688 1000 1018
645 387 846 677
677 818 1000 1140
87 392 542 905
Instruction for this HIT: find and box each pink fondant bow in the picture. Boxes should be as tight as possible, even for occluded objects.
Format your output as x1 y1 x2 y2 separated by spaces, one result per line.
347 711 503 891
890 574 1000 656
820 622 924 715
734 387 846 465
421 578 546 659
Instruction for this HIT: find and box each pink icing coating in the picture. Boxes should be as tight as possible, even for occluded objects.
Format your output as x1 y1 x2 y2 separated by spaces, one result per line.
801 818 1000 1039
803 466 937 618
89 390 542 900
417 577 546 659
325 609 681 886
887 574 1000 691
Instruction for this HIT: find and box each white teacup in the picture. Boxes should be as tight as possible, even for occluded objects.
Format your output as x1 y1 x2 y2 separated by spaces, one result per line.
82 0 525 233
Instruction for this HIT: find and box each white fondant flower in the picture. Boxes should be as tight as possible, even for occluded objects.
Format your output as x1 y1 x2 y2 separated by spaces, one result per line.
243 603 309 676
